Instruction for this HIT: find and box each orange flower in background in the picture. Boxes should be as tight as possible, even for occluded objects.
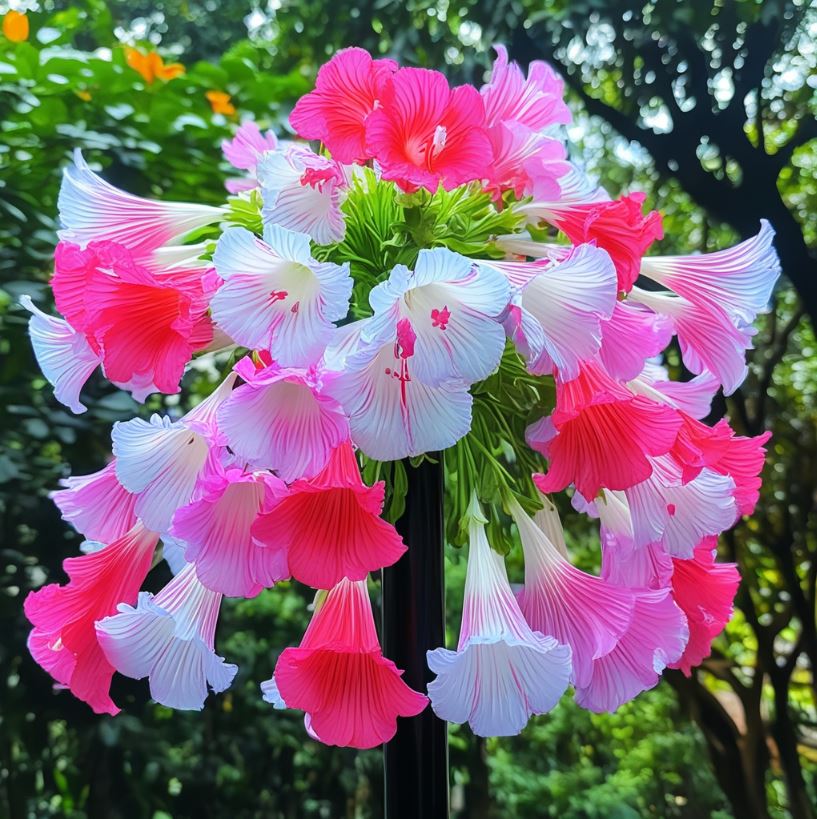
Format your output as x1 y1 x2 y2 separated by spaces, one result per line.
125 47 185 84
2 10 29 42
206 90 236 116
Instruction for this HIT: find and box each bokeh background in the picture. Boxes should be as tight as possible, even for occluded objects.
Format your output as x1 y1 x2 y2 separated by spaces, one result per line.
1 1 816 817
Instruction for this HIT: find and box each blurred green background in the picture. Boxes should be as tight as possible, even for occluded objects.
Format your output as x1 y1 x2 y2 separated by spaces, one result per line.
1 1 816 817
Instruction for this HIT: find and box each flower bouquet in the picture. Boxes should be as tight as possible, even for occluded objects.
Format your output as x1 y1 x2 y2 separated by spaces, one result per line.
23 45 779 747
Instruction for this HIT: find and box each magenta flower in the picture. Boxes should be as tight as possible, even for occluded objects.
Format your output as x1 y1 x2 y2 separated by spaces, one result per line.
264 579 427 749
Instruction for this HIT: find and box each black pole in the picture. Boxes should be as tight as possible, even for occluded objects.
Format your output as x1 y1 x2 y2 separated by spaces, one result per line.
382 455 449 819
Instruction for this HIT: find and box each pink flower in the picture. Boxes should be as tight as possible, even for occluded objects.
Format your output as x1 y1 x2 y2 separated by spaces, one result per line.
630 285 755 395
97 562 237 708
58 150 223 264
426 498 571 736
252 442 406 589
487 243 617 380
640 221 779 326
216 355 349 482
263 578 427 748
222 120 278 171
365 68 492 192
480 46 572 200
481 45 571 133
50 461 137 543
52 240 213 399
668 537 740 675
171 467 288 597
290 47 397 164
258 146 348 244
24 523 159 715
543 193 664 293
511 498 634 689
529 361 682 498
705 424 771 517
573 587 688 713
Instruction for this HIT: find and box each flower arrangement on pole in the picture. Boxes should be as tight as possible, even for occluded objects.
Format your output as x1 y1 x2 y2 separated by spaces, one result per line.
22 45 778 745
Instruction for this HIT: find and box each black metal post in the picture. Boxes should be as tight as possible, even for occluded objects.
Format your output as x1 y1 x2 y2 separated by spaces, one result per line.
382 456 449 819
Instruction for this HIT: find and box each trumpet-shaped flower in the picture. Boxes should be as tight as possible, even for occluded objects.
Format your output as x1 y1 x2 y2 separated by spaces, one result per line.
20 295 102 413
258 146 348 245
511 498 634 688
368 247 509 386
427 499 571 736
170 468 288 597
217 355 349 481
529 362 682 498
211 224 351 365
668 537 739 675
489 244 617 380
640 221 780 325
323 318 473 461
534 193 663 293
573 588 688 713
630 285 755 396
265 579 428 748
97 562 237 709
51 461 137 543
290 47 397 164
58 150 223 262
252 442 406 588
598 300 674 382
222 121 278 171
24 523 159 715
365 68 492 192
52 240 213 399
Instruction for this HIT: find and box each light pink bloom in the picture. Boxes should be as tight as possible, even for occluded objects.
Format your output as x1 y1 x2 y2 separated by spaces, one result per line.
252 441 406 589
264 579 427 749
488 243 617 380
217 355 349 482
668 537 739 675
529 362 682 498
20 295 102 413
630 285 755 396
640 221 779 325
573 587 688 713
511 498 634 688
598 300 673 382
365 67 492 192
171 467 288 597
628 364 720 421
24 523 159 715
480 46 571 200
58 150 223 262
290 47 397 164
427 498 571 737
624 456 738 558
481 45 571 133
97 562 237 709
51 461 137 543
211 224 351 366
222 120 278 171
258 146 347 244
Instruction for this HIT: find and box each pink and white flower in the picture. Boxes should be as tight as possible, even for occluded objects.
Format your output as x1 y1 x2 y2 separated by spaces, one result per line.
211 224 352 365
217 355 349 481
96 562 237 709
426 498 571 736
